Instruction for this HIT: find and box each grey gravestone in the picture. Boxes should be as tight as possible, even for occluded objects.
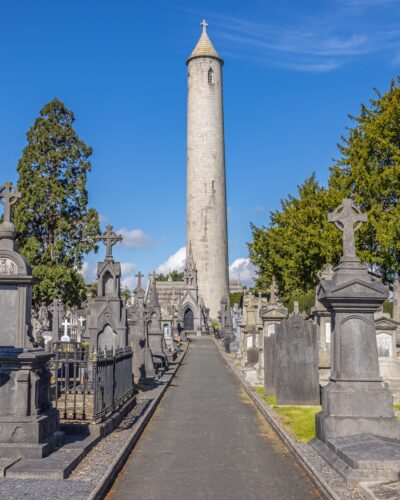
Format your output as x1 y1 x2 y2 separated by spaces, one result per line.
246 346 259 366
0 181 61 458
275 314 320 405
223 303 234 353
312 199 400 484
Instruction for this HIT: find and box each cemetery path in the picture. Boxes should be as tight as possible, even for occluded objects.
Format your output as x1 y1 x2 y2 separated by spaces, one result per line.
108 337 320 500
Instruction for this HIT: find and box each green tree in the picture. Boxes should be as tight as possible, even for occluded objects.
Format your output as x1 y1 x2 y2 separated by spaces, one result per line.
121 286 132 303
155 270 184 282
14 99 99 307
248 175 342 301
329 79 400 282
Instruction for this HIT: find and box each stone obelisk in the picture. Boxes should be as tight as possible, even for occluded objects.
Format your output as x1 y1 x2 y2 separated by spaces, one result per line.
186 20 229 320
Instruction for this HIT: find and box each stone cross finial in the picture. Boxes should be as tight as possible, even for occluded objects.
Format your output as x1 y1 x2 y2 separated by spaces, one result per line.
135 271 144 288
268 277 279 304
201 19 208 32
328 199 367 258
0 181 21 224
97 225 122 261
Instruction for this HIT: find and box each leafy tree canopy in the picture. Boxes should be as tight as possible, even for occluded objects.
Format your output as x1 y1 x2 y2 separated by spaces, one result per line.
249 79 400 299
14 99 99 307
156 270 184 282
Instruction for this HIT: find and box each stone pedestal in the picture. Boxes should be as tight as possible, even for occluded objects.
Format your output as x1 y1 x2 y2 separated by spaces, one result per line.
0 348 62 458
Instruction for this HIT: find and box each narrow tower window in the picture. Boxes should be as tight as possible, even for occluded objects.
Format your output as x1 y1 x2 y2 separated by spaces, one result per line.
208 68 214 84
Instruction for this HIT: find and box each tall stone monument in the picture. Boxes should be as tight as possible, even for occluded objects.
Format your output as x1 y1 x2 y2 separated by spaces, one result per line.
146 273 168 368
313 199 400 483
87 225 128 351
127 271 156 381
0 181 61 458
186 20 229 319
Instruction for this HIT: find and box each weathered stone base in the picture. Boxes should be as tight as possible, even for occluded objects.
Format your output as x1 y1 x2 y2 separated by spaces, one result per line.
317 380 400 441
0 408 62 458
311 434 400 485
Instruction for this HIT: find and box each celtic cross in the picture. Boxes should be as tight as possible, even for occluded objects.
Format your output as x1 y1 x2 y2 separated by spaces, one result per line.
97 225 122 261
328 199 367 258
135 271 144 288
0 181 21 223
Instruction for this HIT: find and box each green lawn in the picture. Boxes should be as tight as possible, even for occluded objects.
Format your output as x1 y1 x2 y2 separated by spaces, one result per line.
273 406 320 443
254 386 319 443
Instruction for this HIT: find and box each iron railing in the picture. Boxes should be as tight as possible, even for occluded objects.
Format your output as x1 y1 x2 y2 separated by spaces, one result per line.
51 342 134 423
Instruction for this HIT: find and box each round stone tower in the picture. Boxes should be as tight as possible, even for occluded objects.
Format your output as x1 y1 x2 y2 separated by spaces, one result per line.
186 20 229 320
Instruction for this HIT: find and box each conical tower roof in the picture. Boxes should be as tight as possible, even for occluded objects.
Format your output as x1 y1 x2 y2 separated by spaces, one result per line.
187 20 223 65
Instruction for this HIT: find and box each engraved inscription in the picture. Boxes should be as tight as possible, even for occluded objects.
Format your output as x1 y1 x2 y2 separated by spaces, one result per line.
0 258 17 275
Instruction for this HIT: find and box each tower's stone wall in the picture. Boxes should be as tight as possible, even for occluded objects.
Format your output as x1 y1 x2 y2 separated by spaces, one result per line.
186 55 229 319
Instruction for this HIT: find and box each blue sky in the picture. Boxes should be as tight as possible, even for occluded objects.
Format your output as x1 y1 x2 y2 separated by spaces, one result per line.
1 0 400 288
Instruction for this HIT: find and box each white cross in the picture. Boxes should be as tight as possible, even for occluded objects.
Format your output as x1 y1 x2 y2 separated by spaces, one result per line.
201 19 208 32
62 319 71 337
78 316 86 327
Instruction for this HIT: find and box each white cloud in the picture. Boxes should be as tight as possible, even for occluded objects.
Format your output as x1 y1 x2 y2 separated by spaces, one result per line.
117 228 150 248
79 261 97 283
156 247 186 274
229 257 257 287
99 214 108 222
121 262 137 290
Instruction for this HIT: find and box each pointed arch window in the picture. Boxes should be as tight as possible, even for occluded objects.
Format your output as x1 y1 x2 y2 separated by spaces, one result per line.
208 67 214 84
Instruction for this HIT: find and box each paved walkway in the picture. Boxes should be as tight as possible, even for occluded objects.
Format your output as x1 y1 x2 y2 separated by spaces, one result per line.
108 337 320 500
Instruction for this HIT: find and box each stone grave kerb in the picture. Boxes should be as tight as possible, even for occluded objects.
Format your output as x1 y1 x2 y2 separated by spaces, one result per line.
315 198 400 442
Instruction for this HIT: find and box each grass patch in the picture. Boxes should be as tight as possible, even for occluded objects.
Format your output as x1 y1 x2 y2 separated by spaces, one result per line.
254 387 277 405
273 406 320 443
394 403 400 411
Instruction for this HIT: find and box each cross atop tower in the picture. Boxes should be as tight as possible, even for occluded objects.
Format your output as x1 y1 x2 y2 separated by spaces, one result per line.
201 19 208 33
0 181 21 224
328 199 368 258
97 225 122 261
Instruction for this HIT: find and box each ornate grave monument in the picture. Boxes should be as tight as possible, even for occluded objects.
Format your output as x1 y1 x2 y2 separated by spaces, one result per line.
127 271 156 381
146 273 168 368
87 225 128 350
312 199 400 483
0 181 61 458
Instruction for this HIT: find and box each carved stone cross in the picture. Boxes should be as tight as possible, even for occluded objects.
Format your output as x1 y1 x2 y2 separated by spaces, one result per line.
328 199 367 257
135 271 144 288
0 181 21 223
201 19 208 32
268 277 279 304
97 225 122 261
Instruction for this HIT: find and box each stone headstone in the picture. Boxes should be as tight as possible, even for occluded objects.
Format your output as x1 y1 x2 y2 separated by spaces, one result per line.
275 314 320 405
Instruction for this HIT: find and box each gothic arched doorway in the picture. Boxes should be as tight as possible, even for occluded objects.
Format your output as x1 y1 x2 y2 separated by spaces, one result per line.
184 308 194 331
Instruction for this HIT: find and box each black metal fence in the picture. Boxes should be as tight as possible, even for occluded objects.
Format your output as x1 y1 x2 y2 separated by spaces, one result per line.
51 342 134 423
